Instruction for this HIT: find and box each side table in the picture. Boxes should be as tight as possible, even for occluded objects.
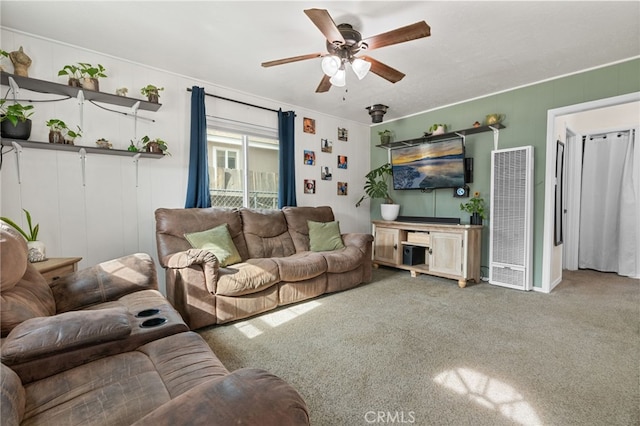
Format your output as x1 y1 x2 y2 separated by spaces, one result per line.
33 257 82 284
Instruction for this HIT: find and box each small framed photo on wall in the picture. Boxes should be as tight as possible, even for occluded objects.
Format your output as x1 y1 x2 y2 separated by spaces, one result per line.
303 117 316 134
304 179 316 194
338 127 348 141
304 150 316 165
321 166 332 181
337 155 348 169
321 138 332 153
337 181 348 195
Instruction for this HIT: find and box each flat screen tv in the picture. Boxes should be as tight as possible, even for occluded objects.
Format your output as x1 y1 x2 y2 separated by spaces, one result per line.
390 137 465 190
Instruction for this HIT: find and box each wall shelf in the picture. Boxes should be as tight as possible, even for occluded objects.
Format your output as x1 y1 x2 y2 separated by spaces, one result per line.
1 72 162 112
377 123 505 149
1 138 163 158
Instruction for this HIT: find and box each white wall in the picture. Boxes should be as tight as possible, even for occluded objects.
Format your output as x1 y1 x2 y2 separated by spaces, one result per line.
0 29 371 293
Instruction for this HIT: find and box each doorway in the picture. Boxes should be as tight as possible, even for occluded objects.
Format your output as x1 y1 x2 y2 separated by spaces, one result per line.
541 92 640 292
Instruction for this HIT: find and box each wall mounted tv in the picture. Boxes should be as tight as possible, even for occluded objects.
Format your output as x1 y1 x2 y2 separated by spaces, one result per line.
390 137 466 190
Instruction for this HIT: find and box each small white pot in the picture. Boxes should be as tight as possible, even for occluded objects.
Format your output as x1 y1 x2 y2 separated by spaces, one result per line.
432 125 446 135
27 240 47 263
381 204 400 221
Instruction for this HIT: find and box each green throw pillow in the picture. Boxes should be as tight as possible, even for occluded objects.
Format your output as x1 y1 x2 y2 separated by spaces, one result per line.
184 224 241 267
308 220 345 252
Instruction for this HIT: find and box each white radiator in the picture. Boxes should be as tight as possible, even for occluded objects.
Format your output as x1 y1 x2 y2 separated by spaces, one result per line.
489 146 534 290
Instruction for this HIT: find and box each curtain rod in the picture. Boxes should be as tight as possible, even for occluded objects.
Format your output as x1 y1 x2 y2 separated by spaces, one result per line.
186 87 279 113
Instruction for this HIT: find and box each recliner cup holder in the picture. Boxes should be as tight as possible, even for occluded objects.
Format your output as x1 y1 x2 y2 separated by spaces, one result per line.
136 308 160 318
140 317 167 328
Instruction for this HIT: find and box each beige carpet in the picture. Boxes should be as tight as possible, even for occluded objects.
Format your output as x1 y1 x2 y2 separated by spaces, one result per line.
198 268 639 426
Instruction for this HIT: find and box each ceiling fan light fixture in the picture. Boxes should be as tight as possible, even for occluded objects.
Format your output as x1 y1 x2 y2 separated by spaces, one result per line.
321 55 341 77
330 68 346 87
351 58 371 80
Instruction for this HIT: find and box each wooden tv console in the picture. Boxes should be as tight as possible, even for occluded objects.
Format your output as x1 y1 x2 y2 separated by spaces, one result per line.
372 220 482 288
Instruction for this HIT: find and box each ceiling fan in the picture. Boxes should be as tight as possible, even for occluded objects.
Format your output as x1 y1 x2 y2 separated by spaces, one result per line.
261 9 431 93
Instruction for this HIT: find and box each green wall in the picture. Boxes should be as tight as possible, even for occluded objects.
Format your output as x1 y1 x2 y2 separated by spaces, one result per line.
369 58 640 288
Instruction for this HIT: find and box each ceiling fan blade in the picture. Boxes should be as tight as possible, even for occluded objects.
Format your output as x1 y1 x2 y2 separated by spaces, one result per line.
261 53 323 68
304 8 345 45
362 21 431 51
360 56 405 83
316 75 332 93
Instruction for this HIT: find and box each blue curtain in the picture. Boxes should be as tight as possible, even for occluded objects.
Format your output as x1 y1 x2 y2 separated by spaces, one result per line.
278 109 296 208
185 86 211 208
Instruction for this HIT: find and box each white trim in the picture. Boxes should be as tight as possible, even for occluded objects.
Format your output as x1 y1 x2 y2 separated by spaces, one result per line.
541 92 640 293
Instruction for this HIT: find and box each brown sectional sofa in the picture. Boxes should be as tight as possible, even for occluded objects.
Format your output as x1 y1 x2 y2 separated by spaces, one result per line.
155 205 374 329
0 222 309 425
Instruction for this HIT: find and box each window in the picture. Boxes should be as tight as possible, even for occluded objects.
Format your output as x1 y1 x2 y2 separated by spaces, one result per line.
207 126 279 209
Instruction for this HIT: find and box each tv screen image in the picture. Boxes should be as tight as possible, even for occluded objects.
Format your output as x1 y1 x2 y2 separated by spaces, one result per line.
390 138 465 190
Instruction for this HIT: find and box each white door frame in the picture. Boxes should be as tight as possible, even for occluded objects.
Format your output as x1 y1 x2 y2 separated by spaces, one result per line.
563 127 581 270
541 92 640 293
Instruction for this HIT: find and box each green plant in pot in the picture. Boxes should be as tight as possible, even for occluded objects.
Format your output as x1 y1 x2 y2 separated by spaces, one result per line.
57 64 83 87
1 208 46 262
45 118 68 144
65 126 82 145
0 100 34 140
0 49 9 72
356 162 400 221
378 129 392 144
428 123 447 135
141 135 170 155
77 62 107 91
460 193 487 225
140 84 164 103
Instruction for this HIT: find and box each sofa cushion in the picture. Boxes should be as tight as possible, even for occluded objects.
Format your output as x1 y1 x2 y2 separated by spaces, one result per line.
272 251 327 282
20 332 228 426
308 220 345 252
216 258 280 296
0 224 56 337
184 224 241 267
1 307 132 365
155 207 249 265
282 206 335 252
240 208 296 258
321 246 367 274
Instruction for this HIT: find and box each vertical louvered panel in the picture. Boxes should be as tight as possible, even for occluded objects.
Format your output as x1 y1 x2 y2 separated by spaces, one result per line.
489 146 533 290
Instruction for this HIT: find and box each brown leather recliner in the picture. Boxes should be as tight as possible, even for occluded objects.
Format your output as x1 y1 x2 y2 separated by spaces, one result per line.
0 221 188 383
1 331 310 425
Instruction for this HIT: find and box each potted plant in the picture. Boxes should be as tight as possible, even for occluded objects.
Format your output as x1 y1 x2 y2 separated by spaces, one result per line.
65 126 82 145
140 84 164 103
0 208 46 262
57 64 82 87
45 118 68 144
355 162 400 221
77 62 107 91
0 100 34 140
428 123 447 135
378 129 392 145
0 49 8 72
460 193 487 225
141 135 170 155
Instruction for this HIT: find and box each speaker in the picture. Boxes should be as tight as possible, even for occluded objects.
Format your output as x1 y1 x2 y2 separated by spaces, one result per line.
403 245 425 266
464 157 474 183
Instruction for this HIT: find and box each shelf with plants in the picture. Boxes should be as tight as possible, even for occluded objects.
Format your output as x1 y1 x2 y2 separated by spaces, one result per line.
376 123 505 149
1 71 162 112
0 138 163 159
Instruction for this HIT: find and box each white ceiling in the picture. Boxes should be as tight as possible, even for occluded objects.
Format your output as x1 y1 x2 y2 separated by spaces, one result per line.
2 1 639 125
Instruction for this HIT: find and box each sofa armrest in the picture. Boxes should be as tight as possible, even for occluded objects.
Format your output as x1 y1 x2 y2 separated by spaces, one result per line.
342 232 374 252
165 249 219 292
50 253 158 313
1 307 131 366
132 368 309 426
